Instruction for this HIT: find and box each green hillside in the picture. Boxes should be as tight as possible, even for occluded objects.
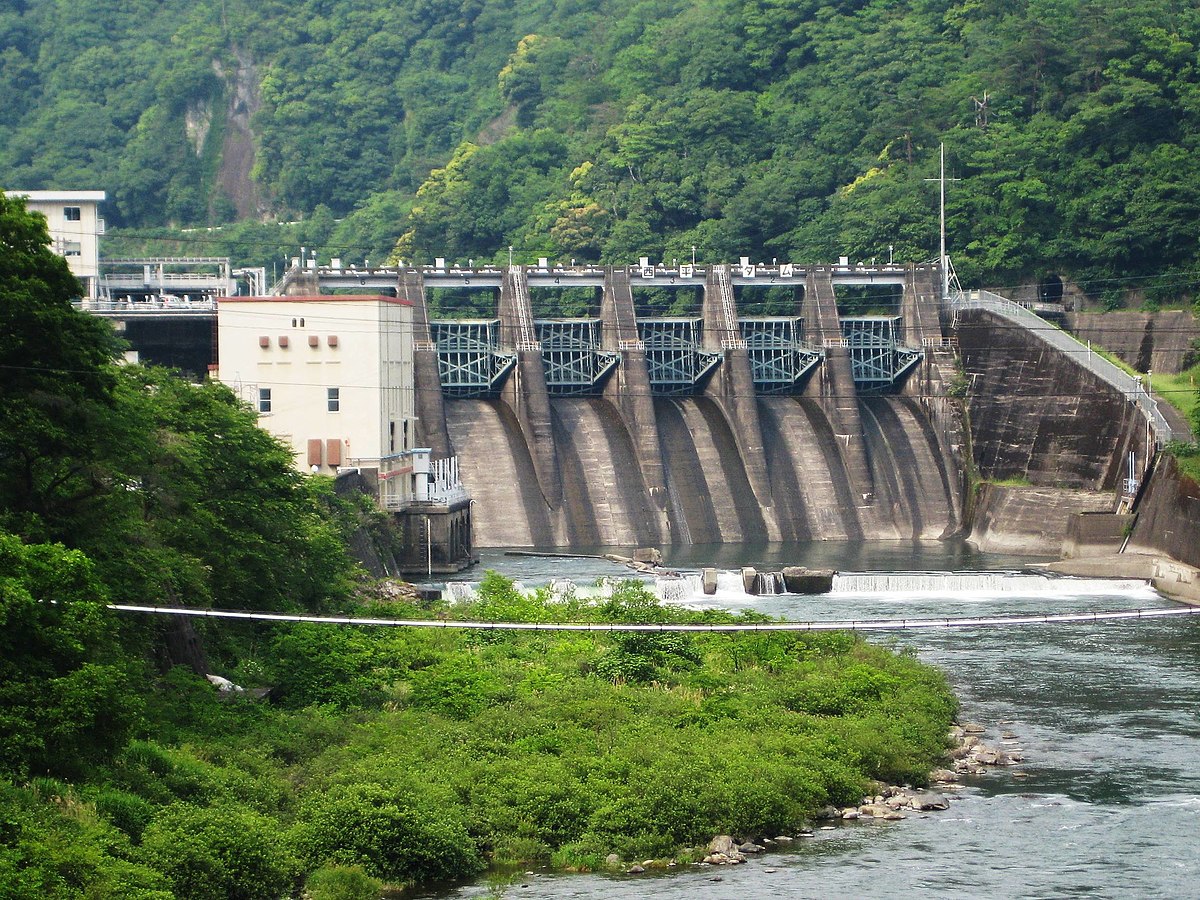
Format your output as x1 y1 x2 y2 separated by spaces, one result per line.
4 0 1199 296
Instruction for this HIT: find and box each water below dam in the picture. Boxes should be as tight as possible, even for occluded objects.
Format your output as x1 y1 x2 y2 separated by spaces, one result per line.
417 541 1200 898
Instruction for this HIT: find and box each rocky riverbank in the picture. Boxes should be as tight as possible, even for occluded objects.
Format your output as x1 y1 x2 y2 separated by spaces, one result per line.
611 719 1028 875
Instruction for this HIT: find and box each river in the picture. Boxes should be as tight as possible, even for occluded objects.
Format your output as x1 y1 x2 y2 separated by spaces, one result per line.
414 541 1200 898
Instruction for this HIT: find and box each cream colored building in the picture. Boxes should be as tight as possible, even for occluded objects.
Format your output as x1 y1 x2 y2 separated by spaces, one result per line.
216 294 426 509
5 190 106 298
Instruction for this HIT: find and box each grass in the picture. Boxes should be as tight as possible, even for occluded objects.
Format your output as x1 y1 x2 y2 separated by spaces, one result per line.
1150 367 1200 429
1080 340 1197 435
984 476 1033 488
1166 442 1200 484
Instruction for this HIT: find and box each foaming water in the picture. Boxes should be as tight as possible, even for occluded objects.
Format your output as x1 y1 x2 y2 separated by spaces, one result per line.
415 544 1200 899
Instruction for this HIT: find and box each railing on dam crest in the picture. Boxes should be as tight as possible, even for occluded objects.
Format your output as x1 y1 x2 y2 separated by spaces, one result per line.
953 290 1187 447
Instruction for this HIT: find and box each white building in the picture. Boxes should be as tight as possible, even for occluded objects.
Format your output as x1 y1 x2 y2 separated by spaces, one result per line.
5 190 106 298
216 293 429 510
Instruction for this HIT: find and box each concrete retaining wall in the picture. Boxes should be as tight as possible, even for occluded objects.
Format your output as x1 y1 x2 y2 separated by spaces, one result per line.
968 484 1114 556
1061 513 1135 559
959 308 1152 490
1065 310 1198 376
1126 454 1200 569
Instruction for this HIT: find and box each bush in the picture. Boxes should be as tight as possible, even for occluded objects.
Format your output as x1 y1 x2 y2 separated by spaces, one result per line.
293 782 483 885
0 780 170 899
303 864 383 900
407 655 501 720
138 802 296 900
93 788 155 843
267 625 384 708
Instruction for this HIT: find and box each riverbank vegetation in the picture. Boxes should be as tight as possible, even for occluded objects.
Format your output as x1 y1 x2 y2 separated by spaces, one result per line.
0 194 960 896
0 569 958 897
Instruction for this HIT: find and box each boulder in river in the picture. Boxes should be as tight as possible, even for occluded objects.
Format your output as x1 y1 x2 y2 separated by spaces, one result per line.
908 791 950 811
708 835 737 855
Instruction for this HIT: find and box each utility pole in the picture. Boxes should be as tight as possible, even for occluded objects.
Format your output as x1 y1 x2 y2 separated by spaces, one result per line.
925 144 960 300
940 143 947 300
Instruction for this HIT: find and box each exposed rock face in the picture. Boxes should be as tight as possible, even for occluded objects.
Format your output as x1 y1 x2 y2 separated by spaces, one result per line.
215 47 265 219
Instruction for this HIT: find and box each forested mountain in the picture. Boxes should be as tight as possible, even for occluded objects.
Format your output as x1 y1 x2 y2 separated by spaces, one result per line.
4 0 1200 296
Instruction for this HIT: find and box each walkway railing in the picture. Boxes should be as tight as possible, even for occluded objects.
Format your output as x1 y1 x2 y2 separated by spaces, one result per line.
953 290 1187 446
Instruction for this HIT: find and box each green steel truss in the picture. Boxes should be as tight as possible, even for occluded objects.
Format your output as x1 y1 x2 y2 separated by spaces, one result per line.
534 319 619 396
739 317 823 394
638 318 722 395
430 320 516 398
839 316 923 391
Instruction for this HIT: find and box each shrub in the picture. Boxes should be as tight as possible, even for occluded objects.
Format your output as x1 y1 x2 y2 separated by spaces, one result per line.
267 625 384 708
0 781 170 899
303 864 383 900
293 782 483 885
407 655 500 720
138 802 296 900
93 788 155 842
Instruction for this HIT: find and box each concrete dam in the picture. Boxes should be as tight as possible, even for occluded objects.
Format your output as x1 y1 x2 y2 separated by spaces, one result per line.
367 260 965 547
446 392 959 546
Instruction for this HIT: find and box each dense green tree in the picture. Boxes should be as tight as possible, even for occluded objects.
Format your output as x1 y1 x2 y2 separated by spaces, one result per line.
138 803 297 900
0 533 142 778
0 194 125 542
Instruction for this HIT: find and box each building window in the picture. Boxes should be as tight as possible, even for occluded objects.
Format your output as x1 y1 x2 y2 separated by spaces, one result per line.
389 421 396 452
63 241 82 257
327 387 340 412
64 207 81 221
258 387 272 413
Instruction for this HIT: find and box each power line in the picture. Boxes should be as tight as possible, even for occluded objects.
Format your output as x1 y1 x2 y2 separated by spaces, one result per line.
106 601 1200 632
2 360 1194 407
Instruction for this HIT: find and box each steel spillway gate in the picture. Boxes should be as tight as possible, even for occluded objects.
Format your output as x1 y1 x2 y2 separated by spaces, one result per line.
429 320 516 398
638 318 722 395
839 316 923 391
534 319 620 396
739 317 823 394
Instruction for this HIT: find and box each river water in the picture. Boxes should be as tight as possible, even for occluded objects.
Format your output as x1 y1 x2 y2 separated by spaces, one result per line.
416 541 1200 898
